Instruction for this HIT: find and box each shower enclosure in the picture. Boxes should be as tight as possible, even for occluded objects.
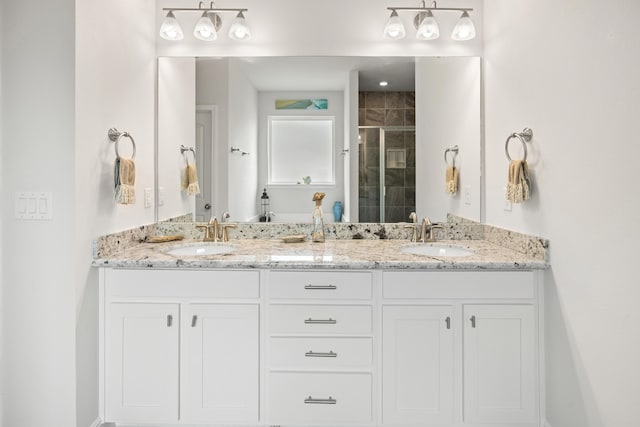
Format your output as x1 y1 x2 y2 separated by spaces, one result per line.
358 126 416 223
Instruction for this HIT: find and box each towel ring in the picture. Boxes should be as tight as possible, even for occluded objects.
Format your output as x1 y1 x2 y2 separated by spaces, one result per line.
505 128 533 162
180 145 196 155
444 145 459 167
108 128 136 159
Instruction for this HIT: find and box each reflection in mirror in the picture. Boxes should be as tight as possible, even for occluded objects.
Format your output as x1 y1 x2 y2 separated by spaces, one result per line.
156 56 481 224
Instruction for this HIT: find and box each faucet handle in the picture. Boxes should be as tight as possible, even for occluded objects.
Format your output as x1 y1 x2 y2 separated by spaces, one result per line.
196 224 215 242
408 212 417 223
221 224 237 242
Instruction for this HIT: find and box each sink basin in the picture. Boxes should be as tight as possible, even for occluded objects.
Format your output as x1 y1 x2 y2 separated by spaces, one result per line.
401 243 473 257
165 243 236 256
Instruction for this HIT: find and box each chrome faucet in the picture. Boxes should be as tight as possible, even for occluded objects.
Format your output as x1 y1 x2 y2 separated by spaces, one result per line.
420 217 444 242
404 212 419 242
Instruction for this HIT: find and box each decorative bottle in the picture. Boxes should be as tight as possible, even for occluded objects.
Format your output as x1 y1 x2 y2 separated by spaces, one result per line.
311 192 325 243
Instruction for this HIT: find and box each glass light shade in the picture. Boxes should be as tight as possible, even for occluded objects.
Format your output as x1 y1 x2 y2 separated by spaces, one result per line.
383 11 406 40
159 11 184 41
229 12 252 40
451 11 476 41
416 11 440 40
194 13 217 41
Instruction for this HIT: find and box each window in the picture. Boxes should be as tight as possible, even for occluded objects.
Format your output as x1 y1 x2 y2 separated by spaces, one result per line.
268 116 335 185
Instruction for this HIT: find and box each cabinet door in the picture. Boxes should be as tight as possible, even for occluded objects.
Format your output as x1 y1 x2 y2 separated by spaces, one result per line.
105 303 179 423
184 304 259 424
382 305 454 425
463 304 536 424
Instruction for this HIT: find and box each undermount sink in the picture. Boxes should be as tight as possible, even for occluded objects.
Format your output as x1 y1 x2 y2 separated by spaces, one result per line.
401 243 474 257
165 242 236 256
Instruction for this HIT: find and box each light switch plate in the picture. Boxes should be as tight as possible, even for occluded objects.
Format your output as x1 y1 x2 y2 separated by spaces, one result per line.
144 188 153 208
463 186 472 206
503 187 512 212
158 187 165 206
15 192 53 220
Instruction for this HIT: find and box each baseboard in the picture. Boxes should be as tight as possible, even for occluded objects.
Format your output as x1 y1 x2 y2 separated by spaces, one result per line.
89 417 102 427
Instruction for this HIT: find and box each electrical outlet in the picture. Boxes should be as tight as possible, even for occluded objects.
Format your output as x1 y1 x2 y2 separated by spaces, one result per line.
158 187 165 206
503 187 512 212
464 186 472 206
144 188 153 208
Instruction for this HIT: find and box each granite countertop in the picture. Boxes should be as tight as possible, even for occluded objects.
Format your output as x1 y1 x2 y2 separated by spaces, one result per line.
92 237 547 270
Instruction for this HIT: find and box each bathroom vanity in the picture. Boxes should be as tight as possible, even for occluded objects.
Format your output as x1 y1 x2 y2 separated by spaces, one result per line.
94 226 547 427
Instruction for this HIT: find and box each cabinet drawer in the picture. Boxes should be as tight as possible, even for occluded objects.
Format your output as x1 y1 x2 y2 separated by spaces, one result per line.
269 337 373 369
383 271 535 300
269 271 372 300
105 269 259 299
268 305 372 335
268 372 372 425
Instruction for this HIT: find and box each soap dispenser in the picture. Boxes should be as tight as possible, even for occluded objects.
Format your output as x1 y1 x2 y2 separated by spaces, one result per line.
259 188 270 222
311 192 326 243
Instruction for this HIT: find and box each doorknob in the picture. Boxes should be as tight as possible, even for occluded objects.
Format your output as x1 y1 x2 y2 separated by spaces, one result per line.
204 203 211 210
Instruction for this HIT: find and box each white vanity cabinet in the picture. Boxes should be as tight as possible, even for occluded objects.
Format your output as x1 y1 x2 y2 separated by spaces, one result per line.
381 270 541 427
266 270 375 426
99 268 260 426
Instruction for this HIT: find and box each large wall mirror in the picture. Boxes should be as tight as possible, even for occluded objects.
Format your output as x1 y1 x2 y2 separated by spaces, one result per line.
157 56 481 224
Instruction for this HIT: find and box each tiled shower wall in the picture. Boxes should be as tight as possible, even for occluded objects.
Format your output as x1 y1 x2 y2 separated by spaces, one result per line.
358 91 416 222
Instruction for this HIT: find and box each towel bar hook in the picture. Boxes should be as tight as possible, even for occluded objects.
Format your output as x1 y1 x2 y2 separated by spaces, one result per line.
108 128 136 159
505 128 533 162
444 145 459 167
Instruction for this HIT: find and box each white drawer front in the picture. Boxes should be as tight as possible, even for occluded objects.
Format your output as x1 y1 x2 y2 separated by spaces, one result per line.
106 269 260 299
268 305 372 335
268 372 372 425
269 337 373 369
269 271 372 300
383 271 535 300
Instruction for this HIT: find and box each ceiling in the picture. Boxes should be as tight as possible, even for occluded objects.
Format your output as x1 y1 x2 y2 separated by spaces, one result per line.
209 56 416 92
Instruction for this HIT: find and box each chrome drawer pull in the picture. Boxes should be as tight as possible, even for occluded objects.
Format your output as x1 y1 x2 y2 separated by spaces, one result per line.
304 284 337 290
167 314 173 327
305 350 337 358
304 318 337 324
304 396 337 405
191 315 198 327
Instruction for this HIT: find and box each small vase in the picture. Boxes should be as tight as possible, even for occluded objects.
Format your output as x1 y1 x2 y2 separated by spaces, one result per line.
333 201 343 222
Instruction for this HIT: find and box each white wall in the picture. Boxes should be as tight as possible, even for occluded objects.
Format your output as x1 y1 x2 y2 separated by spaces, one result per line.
416 57 481 222
0 2 3 424
228 60 259 221
75 0 157 426
158 57 196 221
258 91 345 218
1 1 76 426
484 1 640 426
196 59 230 216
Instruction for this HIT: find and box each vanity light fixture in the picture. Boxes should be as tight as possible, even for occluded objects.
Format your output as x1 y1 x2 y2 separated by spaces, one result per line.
384 1 475 41
160 1 251 42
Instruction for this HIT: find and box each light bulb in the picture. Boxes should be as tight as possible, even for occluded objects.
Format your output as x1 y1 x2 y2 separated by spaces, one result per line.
416 10 439 40
159 11 184 41
229 11 252 40
383 10 406 40
451 11 476 41
194 12 217 41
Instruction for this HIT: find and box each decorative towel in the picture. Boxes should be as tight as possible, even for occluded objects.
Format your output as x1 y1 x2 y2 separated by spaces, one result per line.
506 160 531 203
182 160 201 196
445 166 458 194
114 157 136 204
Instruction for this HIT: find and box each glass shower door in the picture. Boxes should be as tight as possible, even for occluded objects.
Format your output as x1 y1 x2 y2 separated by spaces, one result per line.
358 126 415 223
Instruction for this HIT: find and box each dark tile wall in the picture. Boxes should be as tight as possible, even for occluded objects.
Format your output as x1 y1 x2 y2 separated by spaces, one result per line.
358 91 416 223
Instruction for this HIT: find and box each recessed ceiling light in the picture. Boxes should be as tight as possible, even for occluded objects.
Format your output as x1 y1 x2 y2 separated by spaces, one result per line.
379 81 389 87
